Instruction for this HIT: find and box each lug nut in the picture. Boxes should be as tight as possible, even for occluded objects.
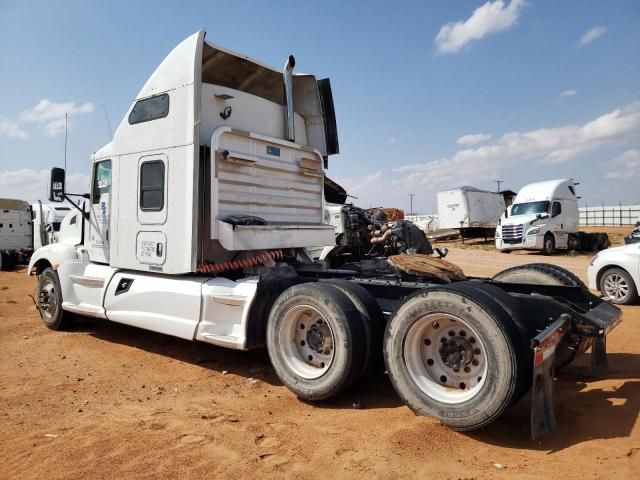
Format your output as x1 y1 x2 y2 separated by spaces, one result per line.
427 359 434 366
448 330 455 337
424 338 431 345
472 359 479 366
474 348 481 355
300 340 305 346
440 375 447 383
459 330 466 337
459 382 466 390
432 322 439 329
470 337 476 344
464 366 471 373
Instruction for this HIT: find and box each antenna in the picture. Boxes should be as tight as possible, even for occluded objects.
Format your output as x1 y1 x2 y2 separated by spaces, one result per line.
102 104 112 141
64 113 68 171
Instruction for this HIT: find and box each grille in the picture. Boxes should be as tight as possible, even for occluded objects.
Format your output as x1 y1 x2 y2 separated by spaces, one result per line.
501 224 523 243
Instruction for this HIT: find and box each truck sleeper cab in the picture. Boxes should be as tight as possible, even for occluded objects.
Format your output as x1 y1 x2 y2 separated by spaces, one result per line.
29 31 621 439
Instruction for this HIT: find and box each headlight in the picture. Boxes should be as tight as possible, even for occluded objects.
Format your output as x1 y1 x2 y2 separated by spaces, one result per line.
526 227 540 236
495 229 501 238
589 253 599 266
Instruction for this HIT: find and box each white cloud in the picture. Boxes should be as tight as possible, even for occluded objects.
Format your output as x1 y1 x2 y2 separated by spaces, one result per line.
0 117 29 139
579 26 607 46
434 0 526 55
0 169 90 203
19 99 94 138
605 150 640 179
334 171 385 202
393 100 640 188
388 137 397 144
560 89 577 98
456 133 491 145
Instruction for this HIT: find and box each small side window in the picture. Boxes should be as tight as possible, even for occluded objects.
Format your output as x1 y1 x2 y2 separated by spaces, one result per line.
128 94 170 125
552 202 562 218
140 161 165 211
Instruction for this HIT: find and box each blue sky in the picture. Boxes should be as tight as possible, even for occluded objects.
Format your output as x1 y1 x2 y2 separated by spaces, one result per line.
0 0 638 213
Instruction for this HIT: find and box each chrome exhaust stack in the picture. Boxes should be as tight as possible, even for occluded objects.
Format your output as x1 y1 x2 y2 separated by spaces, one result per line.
283 55 296 142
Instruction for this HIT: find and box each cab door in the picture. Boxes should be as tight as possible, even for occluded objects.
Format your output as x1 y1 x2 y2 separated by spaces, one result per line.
89 160 112 263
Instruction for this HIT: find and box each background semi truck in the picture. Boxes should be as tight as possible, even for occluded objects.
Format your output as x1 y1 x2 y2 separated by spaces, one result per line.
0 198 33 270
495 179 610 254
28 30 621 439
32 202 74 249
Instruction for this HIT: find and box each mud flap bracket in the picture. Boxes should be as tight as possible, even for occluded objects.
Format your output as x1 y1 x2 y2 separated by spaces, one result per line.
530 314 571 440
591 334 608 377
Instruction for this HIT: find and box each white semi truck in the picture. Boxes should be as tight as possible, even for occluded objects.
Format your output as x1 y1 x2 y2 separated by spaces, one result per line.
31 202 74 249
28 31 621 438
495 179 609 254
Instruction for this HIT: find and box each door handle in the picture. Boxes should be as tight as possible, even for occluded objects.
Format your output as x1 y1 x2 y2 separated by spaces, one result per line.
156 242 163 257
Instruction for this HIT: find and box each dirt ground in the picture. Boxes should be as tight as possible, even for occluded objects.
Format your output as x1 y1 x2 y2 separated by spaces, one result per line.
1 249 638 479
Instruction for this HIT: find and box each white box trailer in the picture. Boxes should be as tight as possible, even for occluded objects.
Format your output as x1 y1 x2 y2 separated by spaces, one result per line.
26 30 621 439
437 187 506 234
0 198 33 270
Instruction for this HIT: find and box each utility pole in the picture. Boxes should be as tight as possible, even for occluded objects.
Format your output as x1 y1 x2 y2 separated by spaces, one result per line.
495 179 502 193
409 193 415 216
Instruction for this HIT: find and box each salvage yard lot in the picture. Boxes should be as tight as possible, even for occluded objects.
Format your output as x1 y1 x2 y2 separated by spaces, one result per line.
1 249 638 479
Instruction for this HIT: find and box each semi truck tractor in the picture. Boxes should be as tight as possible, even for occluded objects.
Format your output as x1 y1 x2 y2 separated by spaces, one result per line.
28 30 621 438
495 179 609 254
32 202 74 249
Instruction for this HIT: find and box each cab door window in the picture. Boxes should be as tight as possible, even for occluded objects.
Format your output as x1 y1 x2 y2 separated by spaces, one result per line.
551 201 562 218
92 160 112 204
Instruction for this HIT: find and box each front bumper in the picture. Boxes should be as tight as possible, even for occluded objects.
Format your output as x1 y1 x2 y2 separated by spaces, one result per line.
496 234 544 250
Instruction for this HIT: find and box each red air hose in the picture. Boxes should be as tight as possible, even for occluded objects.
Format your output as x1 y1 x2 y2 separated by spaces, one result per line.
198 250 283 274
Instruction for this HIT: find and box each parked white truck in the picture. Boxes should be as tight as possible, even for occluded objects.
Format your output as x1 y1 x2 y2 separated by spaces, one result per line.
28 30 621 439
0 198 33 270
31 202 74 249
437 187 506 237
495 179 609 254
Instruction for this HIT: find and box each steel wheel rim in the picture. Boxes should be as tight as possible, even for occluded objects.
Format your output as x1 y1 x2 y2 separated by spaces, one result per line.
278 305 335 380
403 313 488 404
39 279 58 322
603 273 629 301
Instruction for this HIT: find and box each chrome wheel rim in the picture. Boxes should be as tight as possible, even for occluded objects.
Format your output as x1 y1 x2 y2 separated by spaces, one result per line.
278 305 335 379
403 313 488 404
603 273 629 301
39 279 58 322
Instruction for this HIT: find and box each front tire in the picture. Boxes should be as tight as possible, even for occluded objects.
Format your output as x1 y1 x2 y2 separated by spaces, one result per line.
266 283 367 401
542 233 555 255
599 268 638 305
37 267 72 330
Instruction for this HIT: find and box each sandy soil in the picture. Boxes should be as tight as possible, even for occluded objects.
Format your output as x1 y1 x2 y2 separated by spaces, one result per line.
1 250 638 479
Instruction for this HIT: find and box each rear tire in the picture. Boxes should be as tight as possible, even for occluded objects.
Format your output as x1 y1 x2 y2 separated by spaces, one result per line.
321 279 385 377
384 285 526 431
492 263 586 368
266 283 367 401
599 267 638 305
37 267 73 330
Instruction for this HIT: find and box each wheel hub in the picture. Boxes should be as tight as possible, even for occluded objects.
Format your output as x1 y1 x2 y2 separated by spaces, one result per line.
306 321 333 354
439 337 474 370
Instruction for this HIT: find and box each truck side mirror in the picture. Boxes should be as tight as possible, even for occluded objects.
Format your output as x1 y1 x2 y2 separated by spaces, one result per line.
48 167 66 202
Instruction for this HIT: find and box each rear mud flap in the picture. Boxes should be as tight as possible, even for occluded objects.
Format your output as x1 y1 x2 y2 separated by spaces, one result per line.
530 314 571 440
